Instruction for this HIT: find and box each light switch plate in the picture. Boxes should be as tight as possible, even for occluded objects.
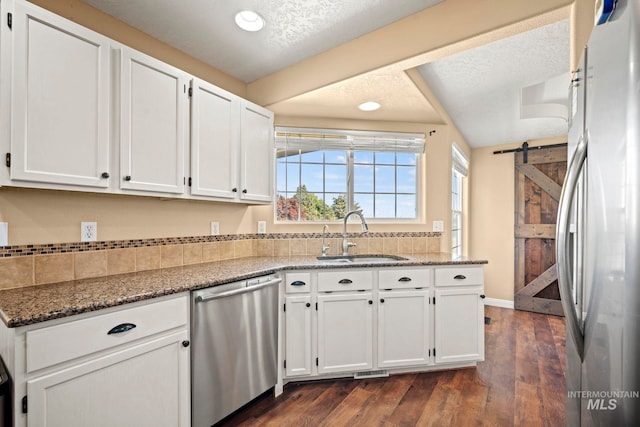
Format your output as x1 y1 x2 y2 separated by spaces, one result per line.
433 220 444 232
0 222 8 246
257 221 266 234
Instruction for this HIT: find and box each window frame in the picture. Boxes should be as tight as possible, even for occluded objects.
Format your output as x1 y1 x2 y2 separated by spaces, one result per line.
275 148 422 223
451 168 463 258
451 144 469 258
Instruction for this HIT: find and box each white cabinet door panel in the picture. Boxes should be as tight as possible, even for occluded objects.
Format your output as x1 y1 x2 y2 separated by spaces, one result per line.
317 293 373 374
434 288 485 364
239 101 273 202
284 295 312 377
120 48 187 194
27 331 190 427
11 1 110 187
378 290 431 368
190 78 239 199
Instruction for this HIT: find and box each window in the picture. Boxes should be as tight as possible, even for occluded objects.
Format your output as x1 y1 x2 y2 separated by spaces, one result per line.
451 145 469 258
275 128 424 221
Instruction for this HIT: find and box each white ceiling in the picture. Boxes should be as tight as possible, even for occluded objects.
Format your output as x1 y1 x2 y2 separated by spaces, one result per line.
82 0 570 148
83 0 444 82
418 20 570 147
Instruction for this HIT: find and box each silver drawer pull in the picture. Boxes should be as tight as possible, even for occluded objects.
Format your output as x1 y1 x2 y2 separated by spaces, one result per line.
291 281 306 287
107 323 136 335
454 274 466 280
338 279 353 284
398 277 412 282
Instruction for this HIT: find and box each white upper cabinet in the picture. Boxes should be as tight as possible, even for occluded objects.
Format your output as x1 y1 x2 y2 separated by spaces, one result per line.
190 78 239 199
10 0 111 188
119 48 188 194
1 1 274 202
239 101 274 203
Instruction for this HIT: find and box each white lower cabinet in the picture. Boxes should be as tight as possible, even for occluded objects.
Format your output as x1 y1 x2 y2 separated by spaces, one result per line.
377 290 431 368
1 294 191 427
434 287 485 364
434 266 485 364
317 293 373 374
27 330 190 427
284 295 312 377
281 265 485 383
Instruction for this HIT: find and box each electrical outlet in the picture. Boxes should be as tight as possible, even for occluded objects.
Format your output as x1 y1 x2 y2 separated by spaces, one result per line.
257 221 266 234
0 222 8 246
81 222 97 242
211 222 220 235
433 220 444 232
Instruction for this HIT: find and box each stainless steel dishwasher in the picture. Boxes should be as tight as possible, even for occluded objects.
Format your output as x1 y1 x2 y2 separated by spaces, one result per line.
191 274 281 426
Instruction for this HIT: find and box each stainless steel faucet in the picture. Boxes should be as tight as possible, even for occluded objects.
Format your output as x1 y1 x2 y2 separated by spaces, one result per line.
321 224 330 256
342 210 369 255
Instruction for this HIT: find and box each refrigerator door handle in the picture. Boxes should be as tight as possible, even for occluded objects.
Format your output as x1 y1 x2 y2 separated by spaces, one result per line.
556 134 588 360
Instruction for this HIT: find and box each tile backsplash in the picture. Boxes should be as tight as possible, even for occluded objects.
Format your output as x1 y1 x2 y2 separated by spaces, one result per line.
0 232 441 290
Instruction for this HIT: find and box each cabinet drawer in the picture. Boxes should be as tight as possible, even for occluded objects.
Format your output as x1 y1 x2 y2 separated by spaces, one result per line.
318 270 373 292
285 272 311 293
435 266 484 287
26 295 188 373
378 268 432 289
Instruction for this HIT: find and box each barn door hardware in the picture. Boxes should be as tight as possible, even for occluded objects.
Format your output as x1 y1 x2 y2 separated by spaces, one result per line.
493 141 567 164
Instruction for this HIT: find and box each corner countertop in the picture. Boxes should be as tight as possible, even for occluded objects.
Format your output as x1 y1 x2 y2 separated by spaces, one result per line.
0 253 487 328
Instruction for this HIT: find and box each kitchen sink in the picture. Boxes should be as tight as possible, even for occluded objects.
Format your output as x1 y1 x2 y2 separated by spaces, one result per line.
316 254 408 263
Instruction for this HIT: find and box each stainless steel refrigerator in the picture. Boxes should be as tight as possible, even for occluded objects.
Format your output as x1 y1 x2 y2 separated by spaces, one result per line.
558 0 640 425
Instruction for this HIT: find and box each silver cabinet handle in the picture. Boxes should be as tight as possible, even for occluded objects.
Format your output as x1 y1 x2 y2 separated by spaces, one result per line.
556 134 587 360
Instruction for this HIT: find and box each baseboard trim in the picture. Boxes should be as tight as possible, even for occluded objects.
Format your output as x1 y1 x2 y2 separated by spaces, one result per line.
484 298 514 309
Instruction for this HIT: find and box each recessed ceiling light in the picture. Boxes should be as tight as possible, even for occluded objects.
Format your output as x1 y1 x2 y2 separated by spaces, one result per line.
235 10 265 32
358 101 381 112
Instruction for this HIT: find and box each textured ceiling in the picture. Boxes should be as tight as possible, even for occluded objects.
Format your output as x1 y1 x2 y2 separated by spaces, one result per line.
82 0 570 148
418 19 570 148
83 0 444 82
270 70 443 124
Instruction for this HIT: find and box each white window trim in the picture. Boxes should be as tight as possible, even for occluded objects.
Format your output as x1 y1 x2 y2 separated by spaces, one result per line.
274 127 425 223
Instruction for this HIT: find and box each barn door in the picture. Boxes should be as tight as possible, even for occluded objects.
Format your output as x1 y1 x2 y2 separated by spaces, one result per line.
514 145 567 316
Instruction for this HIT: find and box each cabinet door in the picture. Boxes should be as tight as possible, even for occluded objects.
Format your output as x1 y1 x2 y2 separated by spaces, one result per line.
120 48 187 194
434 288 485 364
317 293 373 374
27 331 190 427
239 101 274 202
10 1 111 187
284 295 312 377
190 78 239 199
378 290 431 368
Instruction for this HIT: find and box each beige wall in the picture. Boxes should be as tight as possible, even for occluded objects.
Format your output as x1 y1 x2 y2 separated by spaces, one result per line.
469 136 566 301
571 0 595 70
0 188 255 244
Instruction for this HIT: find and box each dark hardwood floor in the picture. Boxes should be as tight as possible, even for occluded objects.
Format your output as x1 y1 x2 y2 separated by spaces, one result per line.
218 306 567 427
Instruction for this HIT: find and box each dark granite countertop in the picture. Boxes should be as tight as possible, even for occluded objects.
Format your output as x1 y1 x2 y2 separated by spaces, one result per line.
0 253 487 328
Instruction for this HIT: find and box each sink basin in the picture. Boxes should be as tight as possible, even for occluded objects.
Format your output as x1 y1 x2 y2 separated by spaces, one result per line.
316 254 408 263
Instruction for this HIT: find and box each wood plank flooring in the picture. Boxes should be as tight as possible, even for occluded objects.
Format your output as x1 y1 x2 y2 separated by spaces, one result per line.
217 306 566 426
